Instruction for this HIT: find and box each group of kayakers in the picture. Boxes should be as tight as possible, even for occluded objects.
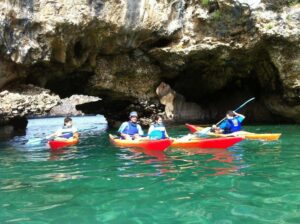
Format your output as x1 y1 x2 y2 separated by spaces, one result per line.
51 110 245 141
118 111 169 140
117 110 244 140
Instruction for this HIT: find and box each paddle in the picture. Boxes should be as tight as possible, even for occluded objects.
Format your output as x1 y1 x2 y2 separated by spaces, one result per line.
26 126 99 144
26 134 53 144
198 97 255 135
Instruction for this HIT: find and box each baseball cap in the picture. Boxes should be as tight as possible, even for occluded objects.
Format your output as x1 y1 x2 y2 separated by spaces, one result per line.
129 111 138 117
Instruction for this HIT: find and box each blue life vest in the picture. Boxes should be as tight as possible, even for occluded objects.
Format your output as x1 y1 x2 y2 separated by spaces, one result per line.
149 123 166 140
223 118 242 134
59 126 74 139
123 122 139 136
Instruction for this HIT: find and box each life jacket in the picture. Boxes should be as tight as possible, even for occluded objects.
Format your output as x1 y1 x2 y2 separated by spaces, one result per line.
122 121 139 136
59 126 74 139
149 123 166 140
223 118 242 134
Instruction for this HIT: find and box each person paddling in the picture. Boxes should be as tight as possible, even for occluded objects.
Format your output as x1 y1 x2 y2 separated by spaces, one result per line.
51 117 79 139
212 111 245 134
118 111 144 140
148 115 169 140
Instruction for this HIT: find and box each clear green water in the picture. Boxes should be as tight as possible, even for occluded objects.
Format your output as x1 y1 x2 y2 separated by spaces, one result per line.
0 120 300 223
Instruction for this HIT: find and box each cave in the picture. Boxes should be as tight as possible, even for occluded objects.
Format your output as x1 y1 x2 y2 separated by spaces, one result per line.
159 50 292 124
44 71 94 98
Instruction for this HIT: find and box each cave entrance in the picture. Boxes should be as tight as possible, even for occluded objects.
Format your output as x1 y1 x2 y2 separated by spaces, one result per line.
44 71 94 98
166 65 289 124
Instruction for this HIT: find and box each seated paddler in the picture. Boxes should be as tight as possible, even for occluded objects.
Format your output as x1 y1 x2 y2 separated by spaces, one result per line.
118 111 144 140
148 115 169 140
212 110 245 134
51 117 79 139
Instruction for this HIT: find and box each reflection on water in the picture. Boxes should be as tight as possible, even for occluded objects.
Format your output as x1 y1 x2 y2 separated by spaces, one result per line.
113 142 249 178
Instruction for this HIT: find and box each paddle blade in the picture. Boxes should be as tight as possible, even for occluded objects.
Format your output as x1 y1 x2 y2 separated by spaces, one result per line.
27 138 42 144
177 134 196 141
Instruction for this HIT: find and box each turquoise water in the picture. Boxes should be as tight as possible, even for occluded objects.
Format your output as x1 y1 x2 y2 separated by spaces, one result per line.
0 118 299 223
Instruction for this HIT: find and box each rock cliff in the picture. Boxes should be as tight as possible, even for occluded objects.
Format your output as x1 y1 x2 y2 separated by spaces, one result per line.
0 0 299 125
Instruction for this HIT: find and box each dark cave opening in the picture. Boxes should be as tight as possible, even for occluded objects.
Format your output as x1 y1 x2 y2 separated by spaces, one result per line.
142 37 174 50
169 68 260 105
74 41 84 59
76 92 134 127
44 71 94 98
166 66 290 124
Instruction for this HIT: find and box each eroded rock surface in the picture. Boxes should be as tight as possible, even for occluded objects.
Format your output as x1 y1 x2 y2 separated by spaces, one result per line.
0 85 60 125
50 94 101 116
0 85 102 128
0 0 299 124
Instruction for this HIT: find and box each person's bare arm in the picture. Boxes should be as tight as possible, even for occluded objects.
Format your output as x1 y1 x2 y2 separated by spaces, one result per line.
234 111 245 119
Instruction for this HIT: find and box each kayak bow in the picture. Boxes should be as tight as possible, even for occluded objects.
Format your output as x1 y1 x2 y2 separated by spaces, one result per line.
48 137 79 150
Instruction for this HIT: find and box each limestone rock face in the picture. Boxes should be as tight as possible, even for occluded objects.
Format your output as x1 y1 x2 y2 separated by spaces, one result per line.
49 94 101 116
0 0 299 124
90 53 161 99
156 82 205 121
0 84 103 128
0 85 60 125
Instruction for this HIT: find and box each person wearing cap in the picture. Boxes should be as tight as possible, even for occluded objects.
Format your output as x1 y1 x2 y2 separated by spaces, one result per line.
118 111 144 140
212 110 245 134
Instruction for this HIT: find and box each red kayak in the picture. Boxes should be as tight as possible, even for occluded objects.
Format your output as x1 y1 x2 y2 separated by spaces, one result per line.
172 136 243 149
185 123 201 133
48 137 79 150
109 134 173 151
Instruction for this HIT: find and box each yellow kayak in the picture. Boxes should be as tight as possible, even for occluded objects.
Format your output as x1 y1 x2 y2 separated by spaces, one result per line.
185 124 281 141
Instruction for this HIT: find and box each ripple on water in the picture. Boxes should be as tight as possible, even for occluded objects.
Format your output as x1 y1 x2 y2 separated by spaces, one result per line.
0 124 300 223
231 205 285 222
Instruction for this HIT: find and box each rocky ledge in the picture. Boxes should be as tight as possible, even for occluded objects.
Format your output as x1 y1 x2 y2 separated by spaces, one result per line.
0 84 101 129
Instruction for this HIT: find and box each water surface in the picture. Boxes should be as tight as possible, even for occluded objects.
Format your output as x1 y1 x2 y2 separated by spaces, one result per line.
0 119 299 223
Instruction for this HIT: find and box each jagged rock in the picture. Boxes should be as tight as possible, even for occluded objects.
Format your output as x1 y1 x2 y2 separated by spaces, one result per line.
0 85 102 128
49 94 101 116
156 82 205 121
0 84 60 125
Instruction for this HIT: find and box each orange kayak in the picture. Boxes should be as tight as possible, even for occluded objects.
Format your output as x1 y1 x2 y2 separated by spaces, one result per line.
109 134 173 151
185 124 281 141
172 136 243 149
48 137 79 150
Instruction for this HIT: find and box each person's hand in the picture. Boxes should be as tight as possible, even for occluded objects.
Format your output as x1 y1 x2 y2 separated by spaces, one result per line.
133 134 141 140
215 128 223 134
50 132 57 138
123 134 131 140
212 125 217 129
